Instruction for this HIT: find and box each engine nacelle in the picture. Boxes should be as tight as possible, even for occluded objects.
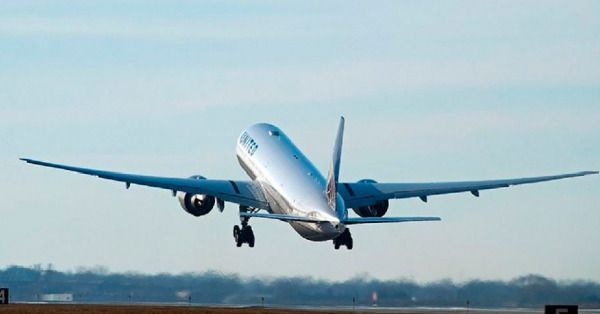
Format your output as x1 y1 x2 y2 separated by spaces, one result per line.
352 179 389 217
177 175 215 217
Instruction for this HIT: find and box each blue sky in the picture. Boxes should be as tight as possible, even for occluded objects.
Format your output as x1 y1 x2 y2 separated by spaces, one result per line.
1 1 598 282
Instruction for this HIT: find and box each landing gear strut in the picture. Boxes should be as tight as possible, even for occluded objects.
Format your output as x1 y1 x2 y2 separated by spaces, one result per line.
333 228 353 250
233 206 255 247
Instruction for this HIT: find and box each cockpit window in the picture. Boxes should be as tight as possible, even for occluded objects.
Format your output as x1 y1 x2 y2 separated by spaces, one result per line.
268 130 280 136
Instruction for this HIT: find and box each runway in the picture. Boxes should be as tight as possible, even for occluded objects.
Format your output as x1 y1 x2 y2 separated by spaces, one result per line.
2 304 600 314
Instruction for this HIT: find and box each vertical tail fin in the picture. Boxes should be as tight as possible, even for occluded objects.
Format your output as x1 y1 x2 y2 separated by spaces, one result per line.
326 116 345 216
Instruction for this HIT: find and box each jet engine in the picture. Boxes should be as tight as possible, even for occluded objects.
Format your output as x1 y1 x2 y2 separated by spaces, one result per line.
351 179 389 217
177 175 216 217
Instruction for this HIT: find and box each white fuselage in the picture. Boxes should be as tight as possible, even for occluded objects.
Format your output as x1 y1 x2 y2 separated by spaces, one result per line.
235 123 346 241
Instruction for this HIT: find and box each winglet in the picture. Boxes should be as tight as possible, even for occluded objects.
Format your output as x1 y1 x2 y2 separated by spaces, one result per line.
326 117 345 215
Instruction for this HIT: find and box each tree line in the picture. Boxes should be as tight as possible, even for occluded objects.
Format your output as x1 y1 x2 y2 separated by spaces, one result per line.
1 265 599 307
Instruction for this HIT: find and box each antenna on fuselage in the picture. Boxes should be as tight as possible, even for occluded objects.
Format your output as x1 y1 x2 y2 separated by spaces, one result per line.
326 116 345 217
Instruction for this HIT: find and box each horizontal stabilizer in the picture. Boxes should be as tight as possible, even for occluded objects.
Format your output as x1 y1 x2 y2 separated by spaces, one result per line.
343 216 441 225
240 212 326 223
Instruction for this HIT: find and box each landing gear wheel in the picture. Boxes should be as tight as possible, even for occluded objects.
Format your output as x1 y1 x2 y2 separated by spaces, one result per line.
233 225 242 247
233 224 255 247
245 226 255 248
236 205 257 248
333 228 353 250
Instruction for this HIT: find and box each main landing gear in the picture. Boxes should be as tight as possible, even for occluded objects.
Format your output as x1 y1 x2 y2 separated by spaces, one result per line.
333 228 353 250
233 206 255 248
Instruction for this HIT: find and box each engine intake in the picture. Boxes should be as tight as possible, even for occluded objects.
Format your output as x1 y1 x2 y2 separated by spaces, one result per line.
177 175 215 217
352 200 389 217
352 179 389 217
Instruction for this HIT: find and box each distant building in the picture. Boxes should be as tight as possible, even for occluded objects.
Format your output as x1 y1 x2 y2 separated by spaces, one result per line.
40 293 73 302
371 291 378 307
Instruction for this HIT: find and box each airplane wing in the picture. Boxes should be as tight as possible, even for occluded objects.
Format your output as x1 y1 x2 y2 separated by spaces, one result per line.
339 171 598 208
20 158 270 210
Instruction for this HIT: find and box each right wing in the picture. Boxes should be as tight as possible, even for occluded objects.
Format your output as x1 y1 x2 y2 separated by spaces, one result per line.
20 158 269 210
340 171 598 208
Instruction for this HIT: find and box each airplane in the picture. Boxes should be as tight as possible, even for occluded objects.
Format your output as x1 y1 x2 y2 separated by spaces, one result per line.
21 117 597 250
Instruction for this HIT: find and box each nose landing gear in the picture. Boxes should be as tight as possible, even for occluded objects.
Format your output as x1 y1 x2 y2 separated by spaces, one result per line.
234 206 255 247
333 228 353 250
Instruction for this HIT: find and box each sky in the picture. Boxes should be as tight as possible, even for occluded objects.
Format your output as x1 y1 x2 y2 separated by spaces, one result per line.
1 1 599 282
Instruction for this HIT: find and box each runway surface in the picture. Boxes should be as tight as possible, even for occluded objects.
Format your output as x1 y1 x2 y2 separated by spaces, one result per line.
2 304 600 314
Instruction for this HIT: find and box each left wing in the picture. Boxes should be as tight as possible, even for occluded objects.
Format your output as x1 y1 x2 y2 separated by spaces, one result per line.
340 171 598 208
20 158 269 210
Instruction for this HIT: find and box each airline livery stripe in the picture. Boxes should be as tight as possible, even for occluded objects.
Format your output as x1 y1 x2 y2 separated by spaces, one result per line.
229 180 241 194
343 183 355 196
